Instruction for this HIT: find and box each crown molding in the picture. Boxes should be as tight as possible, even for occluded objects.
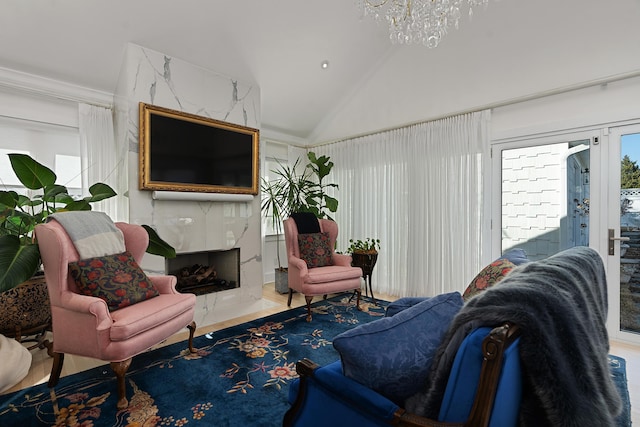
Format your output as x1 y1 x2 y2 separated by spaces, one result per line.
0 66 113 108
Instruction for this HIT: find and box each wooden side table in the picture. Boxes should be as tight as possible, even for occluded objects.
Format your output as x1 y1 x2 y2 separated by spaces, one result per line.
351 252 378 303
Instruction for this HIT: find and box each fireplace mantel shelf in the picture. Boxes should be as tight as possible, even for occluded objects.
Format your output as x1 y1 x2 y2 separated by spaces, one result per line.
151 191 254 202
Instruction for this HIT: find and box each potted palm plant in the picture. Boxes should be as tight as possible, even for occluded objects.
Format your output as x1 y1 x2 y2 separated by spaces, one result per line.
261 152 339 293
0 153 175 341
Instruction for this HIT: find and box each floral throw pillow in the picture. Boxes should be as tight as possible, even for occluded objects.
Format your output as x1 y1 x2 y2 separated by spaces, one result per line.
297 232 334 268
462 258 516 302
68 251 159 311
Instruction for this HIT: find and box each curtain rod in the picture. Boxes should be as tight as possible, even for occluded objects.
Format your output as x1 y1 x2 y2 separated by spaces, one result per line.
309 69 640 149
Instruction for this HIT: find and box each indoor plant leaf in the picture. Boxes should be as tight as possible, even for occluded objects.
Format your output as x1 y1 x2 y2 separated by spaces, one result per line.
142 224 177 259
87 182 118 202
0 191 17 208
323 195 338 213
8 153 56 190
0 235 41 293
42 184 70 201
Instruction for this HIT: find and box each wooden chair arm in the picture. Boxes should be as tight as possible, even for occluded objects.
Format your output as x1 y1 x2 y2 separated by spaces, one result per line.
464 323 520 427
393 323 521 427
283 358 318 426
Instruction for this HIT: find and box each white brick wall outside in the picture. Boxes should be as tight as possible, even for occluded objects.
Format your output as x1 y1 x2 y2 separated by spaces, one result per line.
502 143 588 260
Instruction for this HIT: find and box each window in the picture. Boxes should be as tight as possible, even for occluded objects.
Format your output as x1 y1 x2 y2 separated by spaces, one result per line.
262 141 290 236
0 117 81 197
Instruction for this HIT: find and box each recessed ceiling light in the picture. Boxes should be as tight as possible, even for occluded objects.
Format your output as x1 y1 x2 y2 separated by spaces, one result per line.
321 60 329 70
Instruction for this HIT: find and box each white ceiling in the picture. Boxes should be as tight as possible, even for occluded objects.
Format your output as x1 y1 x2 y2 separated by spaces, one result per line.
1 0 640 145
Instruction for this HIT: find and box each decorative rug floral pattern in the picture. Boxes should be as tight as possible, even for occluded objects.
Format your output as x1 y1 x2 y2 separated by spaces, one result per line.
0 295 386 426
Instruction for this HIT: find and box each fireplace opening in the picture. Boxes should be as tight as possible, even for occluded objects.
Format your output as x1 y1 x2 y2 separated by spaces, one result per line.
166 248 240 295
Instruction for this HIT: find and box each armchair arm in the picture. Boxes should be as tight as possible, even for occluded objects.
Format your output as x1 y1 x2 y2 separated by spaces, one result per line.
149 274 178 294
333 253 353 267
288 256 308 273
58 291 113 330
59 290 106 312
287 255 309 287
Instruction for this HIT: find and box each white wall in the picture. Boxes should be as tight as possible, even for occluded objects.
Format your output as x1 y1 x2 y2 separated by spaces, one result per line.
492 76 640 141
0 87 78 128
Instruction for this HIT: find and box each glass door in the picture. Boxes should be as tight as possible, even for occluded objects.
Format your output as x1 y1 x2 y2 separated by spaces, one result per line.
493 131 598 262
607 124 640 343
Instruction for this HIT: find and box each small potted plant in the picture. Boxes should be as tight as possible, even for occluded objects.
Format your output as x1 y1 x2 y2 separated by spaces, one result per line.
347 237 380 271
347 237 381 275
346 238 380 255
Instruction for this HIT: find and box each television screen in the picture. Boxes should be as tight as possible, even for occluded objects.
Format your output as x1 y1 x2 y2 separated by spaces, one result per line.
139 103 259 195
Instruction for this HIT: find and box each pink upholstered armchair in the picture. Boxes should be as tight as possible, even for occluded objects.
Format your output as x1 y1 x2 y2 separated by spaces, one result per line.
283 218 363 321
35 220 197 409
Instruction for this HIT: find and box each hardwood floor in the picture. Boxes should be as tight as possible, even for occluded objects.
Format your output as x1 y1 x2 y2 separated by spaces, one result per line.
3 285 638 425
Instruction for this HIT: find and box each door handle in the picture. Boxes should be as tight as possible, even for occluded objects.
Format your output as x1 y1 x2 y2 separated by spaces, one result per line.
608 229 630 255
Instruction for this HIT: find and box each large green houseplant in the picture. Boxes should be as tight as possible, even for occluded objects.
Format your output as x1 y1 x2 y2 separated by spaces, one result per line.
0 153 175 293
261 151 339 292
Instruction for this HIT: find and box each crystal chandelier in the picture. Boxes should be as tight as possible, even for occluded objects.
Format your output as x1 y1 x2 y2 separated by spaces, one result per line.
360 0 490 48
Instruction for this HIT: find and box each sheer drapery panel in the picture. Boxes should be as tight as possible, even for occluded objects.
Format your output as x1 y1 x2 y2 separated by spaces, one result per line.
315 110 489 297
79 103 128 222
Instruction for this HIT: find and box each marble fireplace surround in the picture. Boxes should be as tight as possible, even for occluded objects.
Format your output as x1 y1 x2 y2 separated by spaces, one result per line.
114 44 276 329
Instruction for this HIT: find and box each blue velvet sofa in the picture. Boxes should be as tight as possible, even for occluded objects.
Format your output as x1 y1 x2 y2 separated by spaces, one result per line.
283 247 631 427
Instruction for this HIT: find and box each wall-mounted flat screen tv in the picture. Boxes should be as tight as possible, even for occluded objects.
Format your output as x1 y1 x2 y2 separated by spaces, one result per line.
139 102 259 195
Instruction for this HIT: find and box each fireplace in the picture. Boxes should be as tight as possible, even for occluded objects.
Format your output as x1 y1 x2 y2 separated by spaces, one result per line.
166 249 240 295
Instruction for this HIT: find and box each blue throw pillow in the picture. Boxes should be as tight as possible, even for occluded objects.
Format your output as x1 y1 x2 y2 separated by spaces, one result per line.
385 297 429 317
500 248 529 265
333 292 464 405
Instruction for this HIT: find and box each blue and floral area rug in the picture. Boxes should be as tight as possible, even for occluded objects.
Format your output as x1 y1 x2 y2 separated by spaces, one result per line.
0 295 386 427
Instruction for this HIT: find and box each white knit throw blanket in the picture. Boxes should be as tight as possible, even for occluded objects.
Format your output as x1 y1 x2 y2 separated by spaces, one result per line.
47 211 125 259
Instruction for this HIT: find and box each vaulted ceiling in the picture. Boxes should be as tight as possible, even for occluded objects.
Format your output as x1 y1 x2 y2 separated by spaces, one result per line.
1 0 639 145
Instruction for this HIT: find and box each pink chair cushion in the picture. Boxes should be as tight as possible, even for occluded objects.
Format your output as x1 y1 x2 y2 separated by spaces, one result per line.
109 294 195 342
305 266 363 284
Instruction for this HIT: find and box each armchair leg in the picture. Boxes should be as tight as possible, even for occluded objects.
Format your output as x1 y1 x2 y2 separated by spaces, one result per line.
287 288 294 307
355 289 361 311
187 321 197 353
47 352 64 388
304 296 314 322
111 358 132 410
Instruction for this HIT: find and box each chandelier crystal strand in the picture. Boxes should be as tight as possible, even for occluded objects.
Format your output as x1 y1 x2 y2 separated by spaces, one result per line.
360 0 490 48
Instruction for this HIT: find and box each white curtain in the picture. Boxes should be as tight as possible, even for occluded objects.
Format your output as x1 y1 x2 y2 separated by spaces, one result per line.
315 110 490 297
78 103 128 222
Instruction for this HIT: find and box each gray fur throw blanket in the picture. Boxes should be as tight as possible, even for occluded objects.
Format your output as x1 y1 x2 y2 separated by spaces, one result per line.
405 246 622 426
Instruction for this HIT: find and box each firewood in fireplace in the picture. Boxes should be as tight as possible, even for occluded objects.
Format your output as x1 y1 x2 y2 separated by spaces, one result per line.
177 264 217 289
